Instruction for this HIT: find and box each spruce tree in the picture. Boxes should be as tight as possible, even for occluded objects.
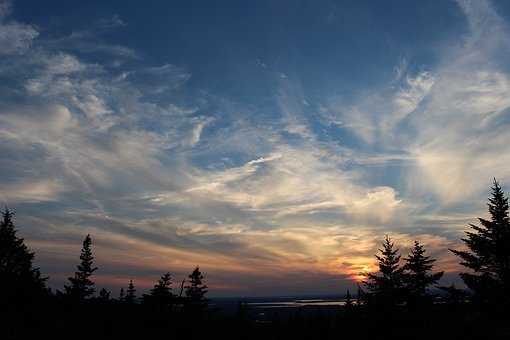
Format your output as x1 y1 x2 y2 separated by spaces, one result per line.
403 241 443 307
356 285 364 306
65 234 97 300
0 208 47 303
99 288 111 301
119 287 125 302
344 290 353 311
151 272 173 297
345 290 353 307
144 272 174 308
450 179 510 306
362 236 404 308
185 266 208 309
125 279 137 304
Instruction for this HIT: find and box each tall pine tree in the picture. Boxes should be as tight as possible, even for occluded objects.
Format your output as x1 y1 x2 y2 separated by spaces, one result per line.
451 179 510 306
119 287 125 302
0 208 47 303
344 290 354 311
356 285 364 306
98 288 111 302
151 272 173 297
65 234 97 300
125 279 137 304
144 272 174 309
403 241 443 307
362 236 404 309
185 266 208 310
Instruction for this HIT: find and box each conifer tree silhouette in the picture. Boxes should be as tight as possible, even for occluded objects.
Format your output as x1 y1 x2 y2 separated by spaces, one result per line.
362 236 404 309
403 241 443 307
356 285 364 306
0 208 47 303
125 279 137 304
345 290 353 310
0 208 48 338
99 288 111 301
151 272 173 297
144 272 174 309
179 278 185 297
451 179 510 307
65 234 97 300
119 287 125 302
185 266 208 310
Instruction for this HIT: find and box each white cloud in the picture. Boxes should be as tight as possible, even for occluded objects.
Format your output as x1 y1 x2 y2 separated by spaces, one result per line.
46 53 86 75
0 26 198 219
97 14 126 29
187 117 213 147
181 144 402 225
336 105 377 144
392 72 434 123
0 2 38 55
0 179 63 203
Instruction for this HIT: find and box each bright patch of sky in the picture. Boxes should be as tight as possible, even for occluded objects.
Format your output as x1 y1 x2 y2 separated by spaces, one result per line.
1 0 510 296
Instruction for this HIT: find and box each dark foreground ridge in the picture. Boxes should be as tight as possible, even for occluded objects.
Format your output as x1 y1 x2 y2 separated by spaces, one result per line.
2 180 510 339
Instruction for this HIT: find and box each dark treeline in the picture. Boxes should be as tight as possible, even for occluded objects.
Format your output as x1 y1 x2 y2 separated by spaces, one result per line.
2 180 510 339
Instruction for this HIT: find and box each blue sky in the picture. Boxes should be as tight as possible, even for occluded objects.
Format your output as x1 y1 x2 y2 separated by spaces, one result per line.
1 0 510 296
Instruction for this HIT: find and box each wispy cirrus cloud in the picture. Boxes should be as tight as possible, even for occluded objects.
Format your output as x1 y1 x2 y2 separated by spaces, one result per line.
318 0 510 208
405 0 510 205
1 0 509 296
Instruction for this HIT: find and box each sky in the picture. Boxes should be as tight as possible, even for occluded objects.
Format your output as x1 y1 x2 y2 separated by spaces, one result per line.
1 0 510 297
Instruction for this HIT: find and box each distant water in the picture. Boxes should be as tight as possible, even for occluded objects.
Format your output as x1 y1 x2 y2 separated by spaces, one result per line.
209 296 349 317
247 298 347 309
